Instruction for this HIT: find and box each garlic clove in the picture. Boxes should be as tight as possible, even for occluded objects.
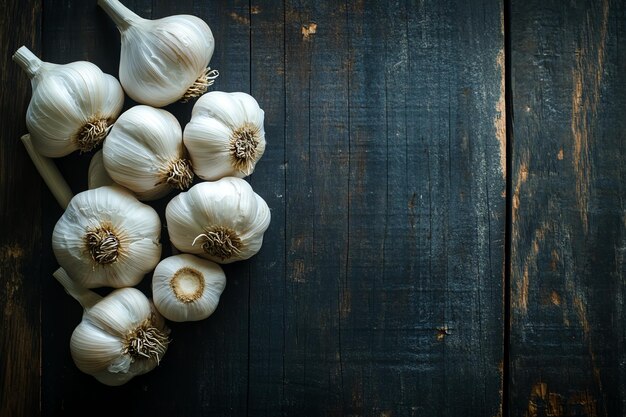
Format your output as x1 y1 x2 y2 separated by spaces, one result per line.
88 150 116 189
102 105 194 200
166 177 271 264
13 46 124 157
191 91 246 128
71 320 125 374
231 92 266 126
52 186 162 288
98 0 216 107
152 254 226 322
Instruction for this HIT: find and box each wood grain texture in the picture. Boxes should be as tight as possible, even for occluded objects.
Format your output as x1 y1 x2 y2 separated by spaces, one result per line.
248 0 287 415
0 1 42 417
510 0 626 416
278 0 506 415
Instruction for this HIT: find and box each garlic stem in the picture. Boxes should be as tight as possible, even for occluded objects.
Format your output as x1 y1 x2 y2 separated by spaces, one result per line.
20 134 73 209
12 46 43 79
98 0 141 31
53 267 103 311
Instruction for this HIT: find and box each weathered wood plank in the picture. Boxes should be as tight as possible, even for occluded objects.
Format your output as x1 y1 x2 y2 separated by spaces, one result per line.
279 0 505 415
282 0 350 414
510 0 626 416
0 1 43 416
248 1 287 415
360 0 505 414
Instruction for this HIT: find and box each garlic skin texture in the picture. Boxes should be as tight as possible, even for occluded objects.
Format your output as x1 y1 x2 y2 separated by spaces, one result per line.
166 177 271 264
88 150 116 189
54 268 170 386
12 46 124 157
53 186 162 288
152 254 226 322
98 0 216 107
184 91 266 181
103 105 193 200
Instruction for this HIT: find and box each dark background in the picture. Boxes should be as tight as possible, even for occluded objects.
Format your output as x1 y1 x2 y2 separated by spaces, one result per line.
1 0 624 416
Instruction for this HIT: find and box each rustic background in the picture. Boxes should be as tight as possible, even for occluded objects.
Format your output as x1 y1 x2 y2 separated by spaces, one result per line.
0 0 623 416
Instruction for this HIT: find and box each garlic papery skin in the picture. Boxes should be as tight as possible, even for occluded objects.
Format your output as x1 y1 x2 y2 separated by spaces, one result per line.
53 267 170 386
12 46 124 157
103 105 193 200
98 0 217 107
21 134 73 209
183 92 266 181
88 150 117 189
152 254 226 322
165 177 271 264
52 185 162 288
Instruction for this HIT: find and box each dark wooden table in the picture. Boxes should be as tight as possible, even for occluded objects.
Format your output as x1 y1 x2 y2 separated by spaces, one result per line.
1 1 624 416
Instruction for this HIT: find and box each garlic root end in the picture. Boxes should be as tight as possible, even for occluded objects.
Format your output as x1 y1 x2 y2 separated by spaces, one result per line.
161 158 194 191
192 226 242 261
75 119 110 153
181 67 219 103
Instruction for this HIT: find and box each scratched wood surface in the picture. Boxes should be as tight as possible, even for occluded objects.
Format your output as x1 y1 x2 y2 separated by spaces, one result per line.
0 0 508 416
509 0 626 416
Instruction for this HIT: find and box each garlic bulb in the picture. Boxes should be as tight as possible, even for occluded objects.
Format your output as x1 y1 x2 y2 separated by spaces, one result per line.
88 150 116 189
53 185 162 288
166 177 271 264
103 105 193 200
184 91 266 181
12 46 124 157
98 0 218 107
53 267 170 386
152 254 226 322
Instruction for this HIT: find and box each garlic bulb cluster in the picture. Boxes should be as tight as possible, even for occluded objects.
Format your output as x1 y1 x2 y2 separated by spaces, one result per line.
103 105 193 200
152 254 226 322
184 91 266 180
16 1 276 389
98 0 217 107
54 268 170 386
12 46 124 157
166 177 271 264
53 186 162 288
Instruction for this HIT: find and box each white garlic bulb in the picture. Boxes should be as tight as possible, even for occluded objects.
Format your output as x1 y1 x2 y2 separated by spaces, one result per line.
53 185 162 288
183 91 266 181
12 46 124 157
166 177 271 264
88 150 116 189
152 254 226 322
103 105 193 200
53 267 170 386
98 0 217 107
